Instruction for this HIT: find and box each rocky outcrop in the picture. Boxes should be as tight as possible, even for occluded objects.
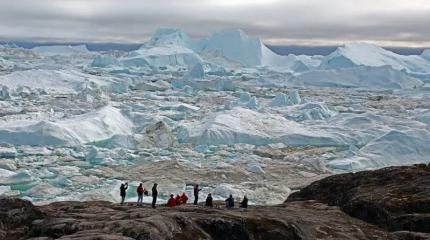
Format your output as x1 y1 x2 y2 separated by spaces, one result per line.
287 165 430 234
0 197 45 239
1 198 394 240
3 165 430 239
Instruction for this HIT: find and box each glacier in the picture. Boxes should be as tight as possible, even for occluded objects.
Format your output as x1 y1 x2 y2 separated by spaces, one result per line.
0 27 430 204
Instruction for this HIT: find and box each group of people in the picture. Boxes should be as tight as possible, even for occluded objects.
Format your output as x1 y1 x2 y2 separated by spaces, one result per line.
120 183 249 209
167 192 189 207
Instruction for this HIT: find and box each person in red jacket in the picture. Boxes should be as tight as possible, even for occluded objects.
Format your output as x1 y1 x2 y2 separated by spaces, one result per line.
180 192 188 204
137 183 144 205
167 194 176 207
175 194 182 205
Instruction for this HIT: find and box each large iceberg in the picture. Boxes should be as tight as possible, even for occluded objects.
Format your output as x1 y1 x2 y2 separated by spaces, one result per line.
328 129 430 170
121 46 203 68
0 69 129 94
0 106 132 146
288 65 423 89
201 29 315 70
422 49 430 61
146 27 207 52
320 43 430 79
178 107 343 147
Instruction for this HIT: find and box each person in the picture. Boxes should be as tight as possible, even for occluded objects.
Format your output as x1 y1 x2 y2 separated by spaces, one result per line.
167 194 176 207
137 183 144 205
175 194 182 205
180 192 188 204
240 195 248 209
152 183 158 208
193 184 202 205
205 193 213 207
120 182 128 204
225 194 234 209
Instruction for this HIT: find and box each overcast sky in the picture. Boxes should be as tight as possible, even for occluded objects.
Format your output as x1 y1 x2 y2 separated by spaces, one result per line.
1 0 429 47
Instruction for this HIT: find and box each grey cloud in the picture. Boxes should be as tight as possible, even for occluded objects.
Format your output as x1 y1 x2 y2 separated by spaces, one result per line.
0 0 429 46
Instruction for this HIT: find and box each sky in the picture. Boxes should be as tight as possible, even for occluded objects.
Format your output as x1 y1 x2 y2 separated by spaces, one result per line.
0 0 429 47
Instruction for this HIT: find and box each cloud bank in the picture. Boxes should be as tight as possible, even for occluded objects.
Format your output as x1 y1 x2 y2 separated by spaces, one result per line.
1 0 429 47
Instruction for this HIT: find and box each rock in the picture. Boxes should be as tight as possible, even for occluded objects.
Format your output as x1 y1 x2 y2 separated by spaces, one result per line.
392 231 430 240
287 165 430 234
0 197 45 239
1 198 394 240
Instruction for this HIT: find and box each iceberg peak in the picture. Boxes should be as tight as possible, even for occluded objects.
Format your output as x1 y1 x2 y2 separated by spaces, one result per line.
422 49 430 60
148 27 192 47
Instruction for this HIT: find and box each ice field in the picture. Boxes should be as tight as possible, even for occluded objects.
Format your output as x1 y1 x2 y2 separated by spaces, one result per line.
1 28 430 204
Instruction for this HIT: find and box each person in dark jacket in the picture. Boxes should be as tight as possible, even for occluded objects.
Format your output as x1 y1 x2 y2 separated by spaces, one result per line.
167 194 176 207
240 195 248 209
205 193 213 207
193 184 202 205
120 182 128 204
225 194 234 208
137 183 144 205
152 183 158 208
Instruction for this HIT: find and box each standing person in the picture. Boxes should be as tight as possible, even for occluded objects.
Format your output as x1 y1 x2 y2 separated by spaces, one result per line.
205 193 213 207
152 183 158 209
193 184 202 205
180 192 188 204
167 194 176 207
240 195 248 209
225 194 234 209
137 183 144 205
120 182 128 205
175 194 182 205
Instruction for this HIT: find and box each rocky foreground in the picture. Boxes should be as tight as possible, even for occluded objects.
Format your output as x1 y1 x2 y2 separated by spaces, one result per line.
1 165 430 240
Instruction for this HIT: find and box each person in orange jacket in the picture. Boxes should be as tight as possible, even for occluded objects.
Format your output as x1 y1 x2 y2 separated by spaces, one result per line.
167 194 176 207
175 194 182 205
180 192 188 204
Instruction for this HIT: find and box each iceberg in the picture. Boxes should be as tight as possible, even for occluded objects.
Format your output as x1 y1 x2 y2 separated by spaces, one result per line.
288 65 423 89
184 63 205 79
0 170 34 185
285 102 336 121
177 107 343 147
122 46 203 69
328 129 430 171
320 43 430 79
133 80 171 91
0 69 88 93
91 55 120 68
0 85 10 99
270 90 302 107
422 49 430 61
146 27 207 52
0 106 133 146
0 144 17 158
270 93 292 107
359 129 430 167
202 29 312 70
288 89 302 105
